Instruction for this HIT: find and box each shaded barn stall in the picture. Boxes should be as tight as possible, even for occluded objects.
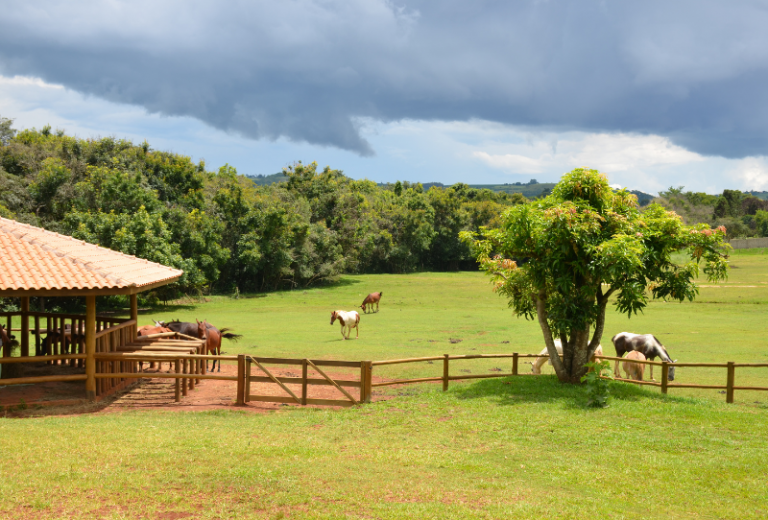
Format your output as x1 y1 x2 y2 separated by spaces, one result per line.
0 216 201 406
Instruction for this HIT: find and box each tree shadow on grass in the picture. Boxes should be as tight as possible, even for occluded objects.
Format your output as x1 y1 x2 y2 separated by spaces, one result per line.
452 375 691 410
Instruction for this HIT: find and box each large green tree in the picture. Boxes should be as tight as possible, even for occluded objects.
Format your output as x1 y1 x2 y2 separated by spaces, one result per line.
462 168 729 383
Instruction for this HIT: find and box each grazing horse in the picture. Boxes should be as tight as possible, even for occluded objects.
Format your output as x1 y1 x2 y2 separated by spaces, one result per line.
330 310 360 340
622 351 647 381
611 332 676 381
530 339 604 374
360 292 382 313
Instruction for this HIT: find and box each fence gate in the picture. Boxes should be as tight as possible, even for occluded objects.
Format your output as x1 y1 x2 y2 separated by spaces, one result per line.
243 356 372 407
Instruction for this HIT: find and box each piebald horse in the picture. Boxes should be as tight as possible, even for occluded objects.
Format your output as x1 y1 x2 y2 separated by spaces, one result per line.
360 292 383 314
530 339 604 374
330 310 360 340
611 332 676 381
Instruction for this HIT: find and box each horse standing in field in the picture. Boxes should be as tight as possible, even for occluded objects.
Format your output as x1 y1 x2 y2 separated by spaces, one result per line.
611 332 676 381
360 292 382 313
622 351 647 381
330 310 360 340
530 340 604 374
155 319 242 372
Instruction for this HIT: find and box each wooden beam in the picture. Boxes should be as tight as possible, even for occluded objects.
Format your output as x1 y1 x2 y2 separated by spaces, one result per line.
130 294 138 339
85 295 96 401
20 297 29 357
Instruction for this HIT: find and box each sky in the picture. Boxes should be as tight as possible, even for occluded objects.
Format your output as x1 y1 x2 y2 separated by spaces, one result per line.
2 1 768 194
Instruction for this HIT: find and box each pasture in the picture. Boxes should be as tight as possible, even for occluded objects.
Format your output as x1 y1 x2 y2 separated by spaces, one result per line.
1 249 768 519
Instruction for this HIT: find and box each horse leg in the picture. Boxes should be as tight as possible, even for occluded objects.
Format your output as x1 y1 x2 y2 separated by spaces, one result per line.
355 325 359 338
376 301 379 313
649 362 655 381
217 344 222 372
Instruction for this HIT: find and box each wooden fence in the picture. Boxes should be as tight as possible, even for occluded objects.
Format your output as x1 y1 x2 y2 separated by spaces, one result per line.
367 352 768 404
243 356 372 407
593 355 768 403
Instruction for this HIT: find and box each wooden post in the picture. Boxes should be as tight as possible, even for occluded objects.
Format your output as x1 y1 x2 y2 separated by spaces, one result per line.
130 293 138 339
726 362 735 404
182 359 188 397
512 353 518 376
85 295 96 401
34 314 40 357
245 357 251 403
236 354 245 405
661 361 669 395
301 359 308 405
20 297 29 357
443 354 450 391
174 360 181 402
361 361 373 403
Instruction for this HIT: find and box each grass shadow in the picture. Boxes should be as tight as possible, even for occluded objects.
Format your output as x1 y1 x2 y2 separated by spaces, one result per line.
452 374 695 409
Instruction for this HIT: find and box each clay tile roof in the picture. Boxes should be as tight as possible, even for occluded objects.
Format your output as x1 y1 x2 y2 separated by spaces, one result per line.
0 217 183 293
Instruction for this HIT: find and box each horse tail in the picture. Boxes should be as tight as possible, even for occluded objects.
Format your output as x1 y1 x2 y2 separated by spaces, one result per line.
219 330 242 341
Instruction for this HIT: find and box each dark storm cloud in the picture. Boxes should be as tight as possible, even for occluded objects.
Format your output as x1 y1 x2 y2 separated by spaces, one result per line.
1 0 767 157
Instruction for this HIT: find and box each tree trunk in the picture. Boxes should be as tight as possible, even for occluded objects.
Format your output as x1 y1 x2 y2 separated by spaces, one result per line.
536 291 611 383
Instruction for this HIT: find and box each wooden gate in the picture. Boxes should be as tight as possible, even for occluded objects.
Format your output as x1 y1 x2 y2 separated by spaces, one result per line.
242 356 372 407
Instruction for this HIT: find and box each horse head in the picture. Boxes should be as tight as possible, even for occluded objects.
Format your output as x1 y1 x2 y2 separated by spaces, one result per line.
196 319 208 340
330 311 338 325
668 360 677 381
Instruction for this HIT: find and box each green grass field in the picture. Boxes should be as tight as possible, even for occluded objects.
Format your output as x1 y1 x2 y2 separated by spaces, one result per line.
1 250 768 519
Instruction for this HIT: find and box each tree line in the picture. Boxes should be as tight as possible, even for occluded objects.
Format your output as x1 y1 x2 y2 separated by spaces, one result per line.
0 118 524 299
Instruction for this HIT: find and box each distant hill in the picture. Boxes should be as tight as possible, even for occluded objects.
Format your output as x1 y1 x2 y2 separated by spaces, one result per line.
247 174 655 204
247 172 288 185
468 180 556 199
746 191 768 201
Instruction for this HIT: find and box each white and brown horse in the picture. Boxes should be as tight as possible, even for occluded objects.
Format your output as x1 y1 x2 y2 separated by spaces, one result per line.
360 292 382 313
611 332 676 381
622 351 647 381
530 339 603 374
330 310 360 340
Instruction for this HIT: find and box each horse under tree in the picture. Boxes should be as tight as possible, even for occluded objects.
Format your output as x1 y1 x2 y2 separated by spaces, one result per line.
462 168 729 383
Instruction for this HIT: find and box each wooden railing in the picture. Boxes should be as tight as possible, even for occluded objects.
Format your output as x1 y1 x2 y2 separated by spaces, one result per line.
593 355 768 403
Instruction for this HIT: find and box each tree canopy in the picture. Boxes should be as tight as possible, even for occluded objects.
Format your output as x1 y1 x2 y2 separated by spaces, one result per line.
462 168 729 382
0 118 525 299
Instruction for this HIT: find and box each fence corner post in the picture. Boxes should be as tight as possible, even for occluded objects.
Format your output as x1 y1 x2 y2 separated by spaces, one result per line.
442 354 450 391
512 353 518 376
661 361 669 395
726 361 735 404
236 354 246 405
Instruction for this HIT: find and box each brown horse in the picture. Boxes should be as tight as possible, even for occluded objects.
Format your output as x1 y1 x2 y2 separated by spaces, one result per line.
197 320 224 372
0 323 17 358
137 325 173 371
360 292 383 313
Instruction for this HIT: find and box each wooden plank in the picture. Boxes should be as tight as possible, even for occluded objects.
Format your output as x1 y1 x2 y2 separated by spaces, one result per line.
0 354 86 364
732 386 768 391
85 295 96 401
247 375 361 388
306 359 358 405
94 373 238 381
661 362 669 394
372 376 444 388
301 359 308 406
174 360 180 402
512 353 518 376
448 354 518 360
448 373 514 381
733 363 768 367
443 354 449 391
247 395 356 407
371 356 445 366
0 374 87 386
250 358 301 404
664 383 727 390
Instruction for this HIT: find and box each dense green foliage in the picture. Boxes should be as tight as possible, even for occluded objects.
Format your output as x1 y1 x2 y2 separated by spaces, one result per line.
0 120 522 295
463 168 729 382
655 185 768 238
